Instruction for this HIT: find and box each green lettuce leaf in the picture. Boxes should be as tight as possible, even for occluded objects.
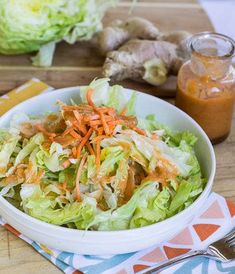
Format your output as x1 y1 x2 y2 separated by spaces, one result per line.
99 146 126 177
31 41 56 67
5 133 44 177
168 180 193 215
89 182 159 231
122 130 192 177
130 186 170 228
80 78 111 106
9 113 30 135
58 166 76 189
0 129 20 177
0 0 116 66
15 133 44 167
20 184 97 227
107 85 126 112
138 114 197 147
79 78 137 114
125 92 137 116
87 155 96 179
37 142 70 172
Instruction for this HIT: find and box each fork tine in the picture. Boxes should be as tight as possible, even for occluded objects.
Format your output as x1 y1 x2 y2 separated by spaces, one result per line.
229 241 235 248
224 229 235 243
227 236 235 245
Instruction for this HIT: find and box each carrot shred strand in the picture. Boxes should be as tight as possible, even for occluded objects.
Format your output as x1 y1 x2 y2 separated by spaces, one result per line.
76 128 93 158
133 127 146 136
86 88 96 109
95 140 101 172
70 130 81 139
120 107 128 116
72 147 77 157
75 153 87 202
35 124 56 138
86 142 95 155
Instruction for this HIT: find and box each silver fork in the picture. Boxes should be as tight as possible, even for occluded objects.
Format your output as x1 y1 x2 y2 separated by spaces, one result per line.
138 229 235 274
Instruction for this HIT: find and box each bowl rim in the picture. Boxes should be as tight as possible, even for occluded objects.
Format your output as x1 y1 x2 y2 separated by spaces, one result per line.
0 86 216 235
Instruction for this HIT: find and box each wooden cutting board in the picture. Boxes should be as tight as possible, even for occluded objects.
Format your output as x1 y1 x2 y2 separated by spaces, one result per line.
0 0 213 97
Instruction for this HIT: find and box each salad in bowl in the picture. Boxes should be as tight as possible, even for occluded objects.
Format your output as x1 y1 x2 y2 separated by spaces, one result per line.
0 78 206 231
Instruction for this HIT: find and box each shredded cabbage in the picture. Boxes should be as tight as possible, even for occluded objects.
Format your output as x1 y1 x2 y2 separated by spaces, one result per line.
0 0 117 66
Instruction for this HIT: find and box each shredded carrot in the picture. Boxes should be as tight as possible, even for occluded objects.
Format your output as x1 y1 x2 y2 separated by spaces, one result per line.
91 135 107 143
48 136 55 142
62 127 73 137
58 182 67 191
86 142 95 155
72 147 77 157
35 124 56 138
62 106 78 111
90 124 99 131
89 116 113 126
85 89 114 135
89 120 102 126
77 128 93 158
120 107 128 116
62 159 71 169
97 107 114 114
95 140 101 171
96 127 104 135
73 110 81 122
84 114 100 121
62 105 93 111
133 127 146 136
108 124 116 135
70 130 81 139
73 121 87 135
62 182 67 190
54 135 77 148
98 110 110 135
75 153 87 202
152 133 159 140
86 88 97 109
107 119 123 126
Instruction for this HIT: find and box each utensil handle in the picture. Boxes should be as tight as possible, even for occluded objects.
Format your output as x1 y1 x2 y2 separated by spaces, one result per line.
139 250 211 274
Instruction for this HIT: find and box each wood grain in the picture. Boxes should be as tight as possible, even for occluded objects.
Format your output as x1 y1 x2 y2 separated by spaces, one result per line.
0 0 213 97
1 1 233 274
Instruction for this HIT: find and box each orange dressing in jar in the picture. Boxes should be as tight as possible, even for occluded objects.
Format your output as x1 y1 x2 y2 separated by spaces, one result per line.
176 32 235 144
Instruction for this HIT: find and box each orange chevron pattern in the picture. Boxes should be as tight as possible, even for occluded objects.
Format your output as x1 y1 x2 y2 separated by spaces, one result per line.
226 199 235 217
193 224 220 241
133 264 149 273
163 246 191 259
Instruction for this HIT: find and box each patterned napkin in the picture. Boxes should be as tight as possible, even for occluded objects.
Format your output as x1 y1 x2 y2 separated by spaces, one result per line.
0 80 235 274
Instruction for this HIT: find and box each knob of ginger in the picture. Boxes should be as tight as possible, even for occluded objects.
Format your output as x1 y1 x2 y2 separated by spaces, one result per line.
95 17 160 55
103 39 184 86
96 17 191 86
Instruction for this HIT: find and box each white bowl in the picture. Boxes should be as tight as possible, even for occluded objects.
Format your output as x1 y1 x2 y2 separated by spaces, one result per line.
0 87 216 255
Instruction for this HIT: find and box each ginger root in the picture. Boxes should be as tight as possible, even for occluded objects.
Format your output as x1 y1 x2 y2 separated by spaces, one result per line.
95 17 160 55
158 30 191 54
98 17 191 86
103 39 184 86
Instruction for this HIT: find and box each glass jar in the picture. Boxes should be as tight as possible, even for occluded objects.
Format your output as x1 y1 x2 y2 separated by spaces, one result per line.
176 32 235 144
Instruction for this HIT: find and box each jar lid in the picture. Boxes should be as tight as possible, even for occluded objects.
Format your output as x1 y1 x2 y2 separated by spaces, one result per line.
188 32 235 59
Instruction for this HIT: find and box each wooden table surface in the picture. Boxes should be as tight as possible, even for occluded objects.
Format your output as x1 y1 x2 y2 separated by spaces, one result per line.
0 1 234 274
